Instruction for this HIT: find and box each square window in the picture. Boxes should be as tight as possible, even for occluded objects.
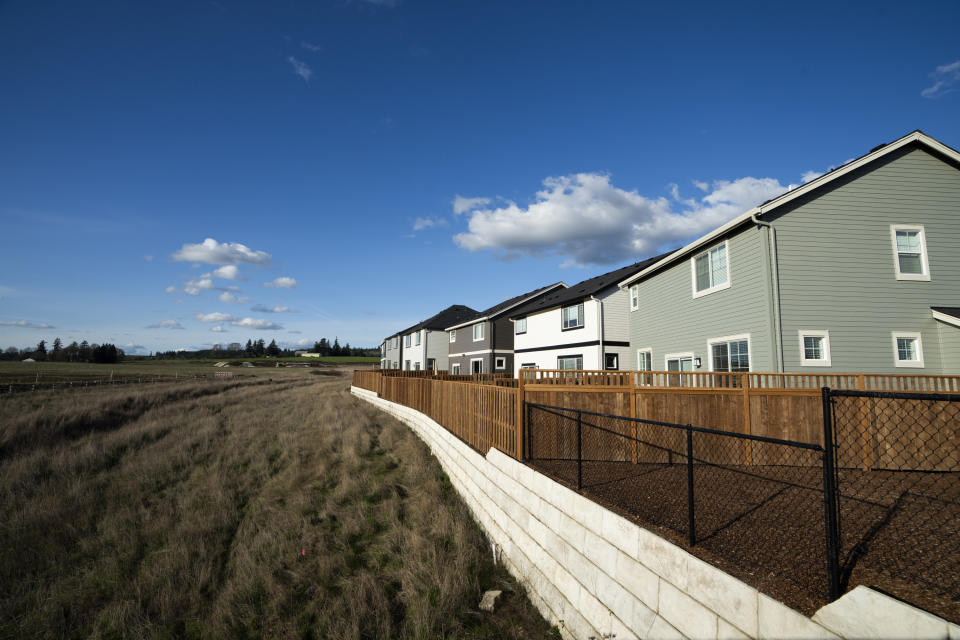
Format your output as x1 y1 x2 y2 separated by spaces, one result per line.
892 332 924 367
471 359 483 374
561 303 584 330
692 242 730 297
890 225 931 281
799 330 831 367
708 335 750 372
451 363 461 374
473 323 484 341
515 317 526 334
414 362 420 370
495 357 506 370
604 353 619 370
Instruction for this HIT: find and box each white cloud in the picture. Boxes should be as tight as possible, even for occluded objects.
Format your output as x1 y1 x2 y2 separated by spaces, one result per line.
288 330 302 334
921 60 960 99
287 56 312 82
165 285 177 293
184 278 215 296
453 195 492 214
251 304 294 313
171 238 271 266
801 170 823 183
195 312 235 323
301 41 322 52
264 277 297 288
453 172 797 265
208 265 241 280
146 320 185 330
210 325 225 333
144 255 154 262
230 317 283 330
692 180 709 192
218 292 237 304
0 320 54 329
413 216 447 231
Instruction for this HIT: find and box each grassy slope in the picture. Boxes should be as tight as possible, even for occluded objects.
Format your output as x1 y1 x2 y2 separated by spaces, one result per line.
0 372 557 639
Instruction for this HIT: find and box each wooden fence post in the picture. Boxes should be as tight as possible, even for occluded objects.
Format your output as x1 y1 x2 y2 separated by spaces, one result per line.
516 373 525 460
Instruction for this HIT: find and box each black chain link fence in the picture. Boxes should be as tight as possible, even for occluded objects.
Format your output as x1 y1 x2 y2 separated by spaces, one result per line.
525 392 960 621
827 389 960 623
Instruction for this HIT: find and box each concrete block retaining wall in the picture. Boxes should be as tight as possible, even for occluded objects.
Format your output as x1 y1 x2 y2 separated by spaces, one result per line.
351 386 957 640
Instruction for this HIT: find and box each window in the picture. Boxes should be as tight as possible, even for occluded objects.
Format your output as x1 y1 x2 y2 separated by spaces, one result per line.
414 362 420 370
495 357 506 370
799 330 831 367
471 358 483 374
415 331 421 346
708 334 750 372
629 285 639 311
561 303 584 330
426 358 435 371
604 353 619 370
892 332 924 368
449 330 456 343
520 363 537 369
891 225 930 281
515 317 527 334
404 360 411 370
636 349 652 371
451 363 461 374
665 354 694 371
691 242 730 297
405 334 411 348
557 355 583 370
473 323 484 341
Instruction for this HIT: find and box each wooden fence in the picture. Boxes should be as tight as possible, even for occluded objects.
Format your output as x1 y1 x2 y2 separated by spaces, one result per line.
352 368 960 468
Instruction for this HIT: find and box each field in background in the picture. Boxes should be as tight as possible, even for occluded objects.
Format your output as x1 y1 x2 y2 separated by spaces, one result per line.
0 367 556 639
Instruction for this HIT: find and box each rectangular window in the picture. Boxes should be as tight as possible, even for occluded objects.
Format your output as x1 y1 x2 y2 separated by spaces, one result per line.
629 285 639 311
414 362 420 370
495 357 506 370
892 331 924 368
473 323 484 341
404 360 411 370
604 353 619 370
415 331 421 346
691 242 730 297
636 349 652 371
891 225 930 281
561 303 584 330
520 362 537 369
449 330 456 343
557 355 583 370
426 358 435 371
799 330 831 367
515 317 526 334
405 334 411 348
471 358 483 374
451 363 461 374
709 335 750 372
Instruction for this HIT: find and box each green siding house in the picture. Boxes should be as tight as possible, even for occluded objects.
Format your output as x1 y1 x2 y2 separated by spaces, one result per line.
619 130 960 375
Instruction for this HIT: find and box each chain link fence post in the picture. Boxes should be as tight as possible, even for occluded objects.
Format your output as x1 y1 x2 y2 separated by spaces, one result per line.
821 387 842 601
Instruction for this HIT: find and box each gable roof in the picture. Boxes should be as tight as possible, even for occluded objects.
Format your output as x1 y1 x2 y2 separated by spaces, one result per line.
444 282 567 331
617 130 960 289
392 304 478 339
932 307 960 329
508 252 675 319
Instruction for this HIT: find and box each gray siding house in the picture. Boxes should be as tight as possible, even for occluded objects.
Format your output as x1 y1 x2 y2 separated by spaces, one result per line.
385 305 477 372
446 283 565 374
619 130 960 375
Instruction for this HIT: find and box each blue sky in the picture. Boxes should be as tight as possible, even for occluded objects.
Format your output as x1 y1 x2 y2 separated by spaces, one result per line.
1 0 958 354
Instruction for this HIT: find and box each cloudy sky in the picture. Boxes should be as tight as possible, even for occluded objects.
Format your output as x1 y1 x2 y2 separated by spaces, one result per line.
1 1 958 354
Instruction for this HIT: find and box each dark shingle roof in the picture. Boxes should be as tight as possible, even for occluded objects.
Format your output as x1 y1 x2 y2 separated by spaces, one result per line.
445 282 566 329
932 307 960 321
507 251 676 319
394 304 477 337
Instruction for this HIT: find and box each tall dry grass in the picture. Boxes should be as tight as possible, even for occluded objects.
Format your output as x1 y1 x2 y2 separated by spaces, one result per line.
0 371 557 639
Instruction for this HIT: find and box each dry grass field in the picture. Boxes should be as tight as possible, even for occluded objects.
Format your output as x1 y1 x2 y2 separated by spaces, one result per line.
0 367 557 639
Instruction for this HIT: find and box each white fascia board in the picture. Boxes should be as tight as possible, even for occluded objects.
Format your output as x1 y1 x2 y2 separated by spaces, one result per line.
932 310 960 329
446 282 570 331
617 131 959 290
445 316 488 332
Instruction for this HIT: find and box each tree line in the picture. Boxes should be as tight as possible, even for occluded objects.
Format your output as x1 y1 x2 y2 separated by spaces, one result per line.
1 339 123 363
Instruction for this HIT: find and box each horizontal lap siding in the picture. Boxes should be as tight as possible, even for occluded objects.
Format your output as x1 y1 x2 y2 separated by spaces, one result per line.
939 323 960 375
772 145 960 373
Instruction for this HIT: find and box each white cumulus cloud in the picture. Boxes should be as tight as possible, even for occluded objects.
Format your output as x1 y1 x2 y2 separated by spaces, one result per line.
207 265 242 280
146 320 185 330
288 56 312 81
165 285 177 293
183 278 214 296
922 60 960 99
210 325 225 333
264 277 297 288
413 216 447 231
230 317 283 330
251 304 294 313
453 172 798 265
195 312 235 323
172 238 271 266
453 195 492 214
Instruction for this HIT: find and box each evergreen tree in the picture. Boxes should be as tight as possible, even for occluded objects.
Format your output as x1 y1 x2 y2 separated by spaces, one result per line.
245 339 254 354
79 340 92 362
267 339 280 357
52 338 63 361
331 337 341 356
35 340 47 360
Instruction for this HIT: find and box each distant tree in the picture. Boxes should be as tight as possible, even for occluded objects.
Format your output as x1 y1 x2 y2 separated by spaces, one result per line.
245 339 254 355
64 341 79 362
51 338 63 361
79 340 92 362
35 340 47 360
266 339 280 357
318 338 331 356
92 343 119 364
342 342 351 357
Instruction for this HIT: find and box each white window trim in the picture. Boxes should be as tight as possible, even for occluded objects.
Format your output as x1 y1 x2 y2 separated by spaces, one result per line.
449 330 456 343
892 331 924 368
470 357 484 374
473 323 484 342
561 302 585 330
415 331 421 346
515 317 527 335
495 357 506 370
629 284 639 312
636 347 653 371
451 363 461 374
690 240 732 299
604 353 619 370
890 224 931 281
664 351 695 370
706 333 751 372
798 330 831 367
557 354 584 370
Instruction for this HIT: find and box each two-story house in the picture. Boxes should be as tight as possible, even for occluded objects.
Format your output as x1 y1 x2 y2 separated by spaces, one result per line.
618 130 960 375
382 334 402 370
508 255 671 375
446 283 565 374
391 305 477 371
